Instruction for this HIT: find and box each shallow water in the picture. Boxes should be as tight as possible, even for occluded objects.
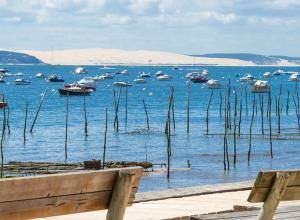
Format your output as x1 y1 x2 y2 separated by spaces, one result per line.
0 65 299 192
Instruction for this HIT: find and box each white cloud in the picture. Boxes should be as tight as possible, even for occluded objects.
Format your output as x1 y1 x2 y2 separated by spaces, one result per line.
202 11 237 24
247 16 296 26
98 14 132 26
3 16 22 23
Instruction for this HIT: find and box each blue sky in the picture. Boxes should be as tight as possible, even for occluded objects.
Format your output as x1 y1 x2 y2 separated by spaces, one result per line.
0 0 300 56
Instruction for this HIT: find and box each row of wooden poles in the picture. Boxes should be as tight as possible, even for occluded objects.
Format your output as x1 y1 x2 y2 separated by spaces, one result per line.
203 80 300 171
0 80 299 178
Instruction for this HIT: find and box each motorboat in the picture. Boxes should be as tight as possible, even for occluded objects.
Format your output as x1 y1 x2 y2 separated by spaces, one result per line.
289 73 300 82
59 86 93 96
191 75 208 83
140 72 151 77
36 72 45 78
134 78 147 84
0 68 8 75
185 72 198 79
15 72 26 76
113 82 133 87
15 78 31 85
155 71 164 77
74 67 88 74
157 74 172 81
207 79 222 89
120 70 128 75
0 101 7 108
273 69 284 76
240 74 255 82
94 73 113 81
263 72 272 78
78 77 96 91
251 80 270 93
201 69 209 76
48 74 64 82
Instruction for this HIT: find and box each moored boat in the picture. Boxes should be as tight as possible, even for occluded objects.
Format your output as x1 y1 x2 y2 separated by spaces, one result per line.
48 74 64 82
251 80 270 93
74 67 88 74
134 78 147 84
155 71 164 77
263 72 272 78
157 74 172 81
15 78 30 85
190 75 208 83
78 77 96 91
36 72 45 78
240 74 255 82
140 72 151 78
289 73 300 82
59 86 93 95
113 81 133 87
207 79 222 89
0 76 5 83
0 102 7 108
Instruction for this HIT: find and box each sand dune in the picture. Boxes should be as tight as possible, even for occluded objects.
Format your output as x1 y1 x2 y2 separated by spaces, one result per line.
20 48 254 66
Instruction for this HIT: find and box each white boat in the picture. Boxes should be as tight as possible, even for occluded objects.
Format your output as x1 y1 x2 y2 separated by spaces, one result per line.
202 69 209 76
155 71 164 77
0 68 8 76
289 73 300 82
140 72 151 77
134 78 146 84
263 72 272 78
113 81 132 87
185 72 199 79
251 80 270 93
207 79 222 89
78 77 96 90
273 69 284 76
15 78 30 85
240 74 255 82
94 72 113 81
157 74 172 81
15 72 26 76
74 67 87 74
36 72 45 78
120 70 128 75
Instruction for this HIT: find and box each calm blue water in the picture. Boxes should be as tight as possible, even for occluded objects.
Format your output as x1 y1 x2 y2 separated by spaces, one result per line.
0 65 299 192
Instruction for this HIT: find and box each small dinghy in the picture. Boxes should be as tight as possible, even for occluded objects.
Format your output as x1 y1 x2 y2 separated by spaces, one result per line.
15 78 30 85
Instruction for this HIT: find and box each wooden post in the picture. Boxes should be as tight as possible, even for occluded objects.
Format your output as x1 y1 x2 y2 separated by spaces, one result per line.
277 95 281 134
245 86 248 116
24 102 28 144
248 96 255 163
0 98 6 178
268 89 273 158
83 93 88 137
227 79 232 130
171 87 175 131
238 91 242 136
6 105 10 135
30 89 47 133
103 108 108 169
106 171 135 220
233 88 237 166
143 98 150 131
219 91 223 118
64 93 69 163
257 172 291 220
125 86 128 127
223 96 227 171
293 95 300 128
286 90 290 115
206 89 213 134
187 82 190 134
114 88 122 132
259 93 264 135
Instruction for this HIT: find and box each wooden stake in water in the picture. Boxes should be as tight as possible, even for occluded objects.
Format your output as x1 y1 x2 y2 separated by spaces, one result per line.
206 89 213 134
143 98 150 131
30 89 47 133
83 93 88 137
125 86 128 127
248 96 255 163
103 108 108 169
286 90 290 115
187 82 190 134
268 89 273 158
165 87 174 134
114 88 122 132
6 105 10 135
245 86 248 116
292 96 300 128
277 95 281 134
223 96 227 171
233 88 237 166
219 91 223 118
0 97 6 178
64 93 69 163
238 92 243 136
227 79 232 130
171 87 175 131
23 102 28 144
259 93 264 135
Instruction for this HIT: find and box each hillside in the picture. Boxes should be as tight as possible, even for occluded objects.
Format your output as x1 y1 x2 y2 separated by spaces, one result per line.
0 51 43 64
194 53 300 65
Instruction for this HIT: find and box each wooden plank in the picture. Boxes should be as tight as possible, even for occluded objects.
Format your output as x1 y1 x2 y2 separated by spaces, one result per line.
248 170 299 202
0 167 143 220
248 186 300 202
106 170 135 220
0 167 143 203
252 170 300 188
257 172 291 220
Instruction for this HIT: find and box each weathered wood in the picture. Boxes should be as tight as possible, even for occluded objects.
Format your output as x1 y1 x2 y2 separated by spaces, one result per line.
0 167 143 220
256 172 291 220
106 170 135 220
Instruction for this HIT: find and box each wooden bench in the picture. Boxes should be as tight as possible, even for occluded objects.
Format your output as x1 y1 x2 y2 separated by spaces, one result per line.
0 166 144 220
248 170 300 220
